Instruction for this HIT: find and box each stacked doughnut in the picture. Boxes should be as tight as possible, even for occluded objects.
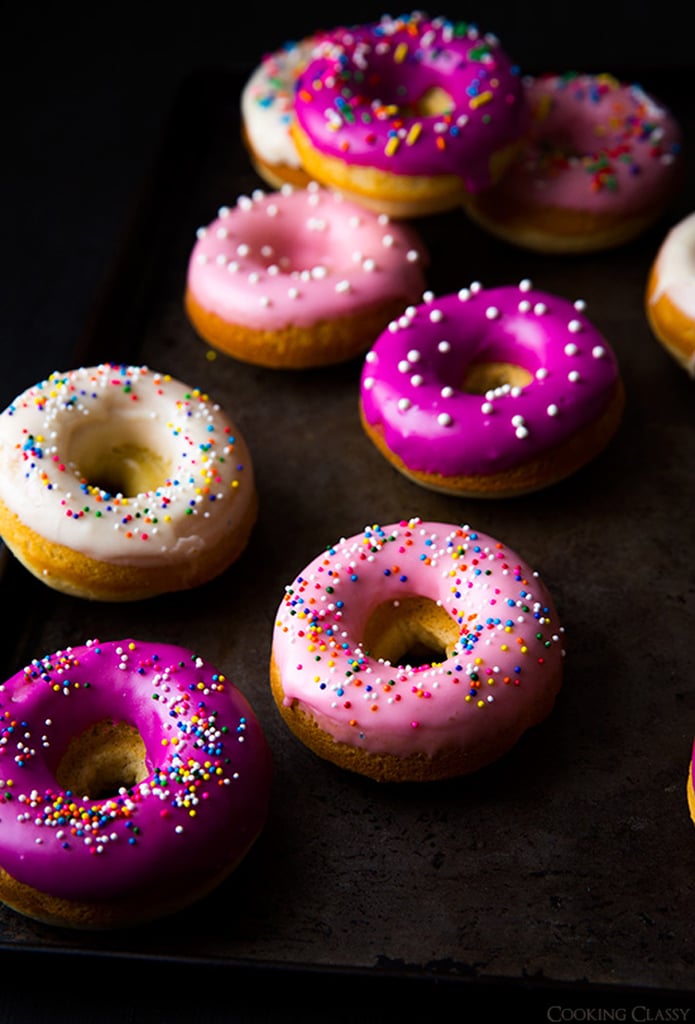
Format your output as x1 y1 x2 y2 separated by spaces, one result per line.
242 12 530 218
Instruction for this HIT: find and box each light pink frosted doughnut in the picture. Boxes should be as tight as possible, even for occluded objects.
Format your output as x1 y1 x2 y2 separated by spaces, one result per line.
270 518 565 782
465 72 684 253
184 184 428 368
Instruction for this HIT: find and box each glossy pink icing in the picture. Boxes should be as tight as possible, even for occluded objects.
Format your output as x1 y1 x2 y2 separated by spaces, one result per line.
186 184 427 330
360 280 621 476
292 12 528 191
492 73 683 214
272 518 564 758
0 364 255 567
0 639 273 904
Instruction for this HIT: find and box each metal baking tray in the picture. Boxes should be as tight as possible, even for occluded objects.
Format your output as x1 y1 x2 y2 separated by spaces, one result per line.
1 67 693 1003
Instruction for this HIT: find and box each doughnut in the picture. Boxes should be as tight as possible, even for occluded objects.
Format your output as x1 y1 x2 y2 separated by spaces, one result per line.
270 517 565 782
465 72 684 253
0 364 257 601
687 742 695 826
289 12 529 219
359 280 625 498
645 211 695 377
0 638 273 929
240 36 321 189
184 183 428 369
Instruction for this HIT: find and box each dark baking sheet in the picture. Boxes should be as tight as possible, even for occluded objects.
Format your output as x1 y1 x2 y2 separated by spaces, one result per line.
1 67 694 1001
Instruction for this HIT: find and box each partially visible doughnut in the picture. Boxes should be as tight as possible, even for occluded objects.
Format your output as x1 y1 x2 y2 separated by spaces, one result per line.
359 280 625 497
465 72 683 253
241 36 321 189
184 184 428 369
645 211 695 377
0 364 257 600
290 12 529 218
270 518 565 782
0 638 273 929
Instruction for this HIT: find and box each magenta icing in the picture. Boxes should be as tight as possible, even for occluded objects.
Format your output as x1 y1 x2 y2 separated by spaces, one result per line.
0 639 272 904
494 72 683 214
272 518 565 759
292 12 528 191
360 280 621 477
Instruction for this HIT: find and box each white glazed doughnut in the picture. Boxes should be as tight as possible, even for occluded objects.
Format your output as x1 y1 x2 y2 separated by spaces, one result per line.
646 211 695 376
0 364 257 600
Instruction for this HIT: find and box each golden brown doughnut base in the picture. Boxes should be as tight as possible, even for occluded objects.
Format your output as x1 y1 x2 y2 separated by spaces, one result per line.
687 761 695 826
185 289 423 370
0 490 257 601
463 188 675 254
645 268 695 376
358 380 625 498
241 124 312 191
270 655 562 783
290 122 520 220
0 841 260 930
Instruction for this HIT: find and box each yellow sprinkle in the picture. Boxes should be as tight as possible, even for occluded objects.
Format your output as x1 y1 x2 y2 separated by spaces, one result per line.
470 90 493 109
477 700 485 708
206 349 217 362
385 135 400 156
394 41 408 63
406 123 422 146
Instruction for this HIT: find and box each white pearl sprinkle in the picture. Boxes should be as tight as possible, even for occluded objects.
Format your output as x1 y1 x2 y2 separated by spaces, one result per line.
547 404 559 416
481 401 494 414
398 397 411 411
363 376 375 390
441 386 454 398
438 340 450 352
437 412 453 426
534 302 547 315
518 300 532 312
407 349 421 362
429 309 444 323
397 360 410 373
568 370 581 382
568 319 582 333
485 305 500 320
564 342 578 356
411 374 423 387
592 345 606 358
536 367 548 379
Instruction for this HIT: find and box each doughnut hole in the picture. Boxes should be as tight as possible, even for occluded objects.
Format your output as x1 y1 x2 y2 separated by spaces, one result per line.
68 420 172 497
363 596 459 668
413 86 454 117
462 361 534 394
56 720 148 800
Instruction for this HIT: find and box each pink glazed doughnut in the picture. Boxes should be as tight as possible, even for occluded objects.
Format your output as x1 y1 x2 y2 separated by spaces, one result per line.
270 518 565 782
359 280 625 497
289 12 529 218
465 72 684 253
0 638 273 929
184 184 428 368
687 741 695 827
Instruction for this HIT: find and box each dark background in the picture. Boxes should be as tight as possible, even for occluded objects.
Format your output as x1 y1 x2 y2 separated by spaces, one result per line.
3 3 694 1021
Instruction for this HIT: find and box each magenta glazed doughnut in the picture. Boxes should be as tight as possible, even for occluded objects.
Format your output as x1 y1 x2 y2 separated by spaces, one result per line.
270 518 565 782
289 12 529 218
0 638 273 929
359 279 625 497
